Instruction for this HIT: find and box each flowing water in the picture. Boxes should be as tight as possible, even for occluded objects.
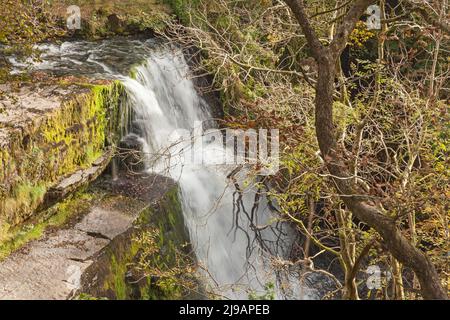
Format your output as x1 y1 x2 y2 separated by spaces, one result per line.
7 39 319 299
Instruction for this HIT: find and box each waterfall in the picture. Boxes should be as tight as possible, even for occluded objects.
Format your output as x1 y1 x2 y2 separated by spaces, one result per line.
7 39 317 299
120 47 314 299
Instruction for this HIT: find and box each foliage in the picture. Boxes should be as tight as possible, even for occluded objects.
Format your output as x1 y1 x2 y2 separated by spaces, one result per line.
0 0 64 82
132 228 197 299
0 0 63 53
248 283 276 300
166 0 449 299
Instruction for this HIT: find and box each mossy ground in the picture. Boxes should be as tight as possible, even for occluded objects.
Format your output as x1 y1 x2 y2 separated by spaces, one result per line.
0 191 94 261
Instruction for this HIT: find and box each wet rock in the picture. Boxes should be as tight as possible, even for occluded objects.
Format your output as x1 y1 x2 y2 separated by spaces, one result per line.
0 173 193 300
0 228 109 300
75 207 134 240
130 119 144 136
118 134 146 173
43 149 113 208
0 81 125 226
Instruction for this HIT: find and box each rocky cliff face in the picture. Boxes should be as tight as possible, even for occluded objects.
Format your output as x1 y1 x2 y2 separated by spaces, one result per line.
0 173 197 300
0 80 126 227
0 1 202 298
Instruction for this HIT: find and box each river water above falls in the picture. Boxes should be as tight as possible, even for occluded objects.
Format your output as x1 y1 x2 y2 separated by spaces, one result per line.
8 38 320 300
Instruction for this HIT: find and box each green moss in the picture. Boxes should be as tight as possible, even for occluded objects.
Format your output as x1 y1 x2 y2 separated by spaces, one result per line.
88 187 196 300
164 0 199 24
0 192 93 261
129 66 139 80
0 81 125 226
109 255 128 300
77 293 108 300
101 232 142 299
135 186 196 299
40 84 110 176
2 182 47 224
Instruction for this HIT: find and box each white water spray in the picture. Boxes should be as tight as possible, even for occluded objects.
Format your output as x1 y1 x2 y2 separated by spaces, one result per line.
7 40 316 299
121 47 313 299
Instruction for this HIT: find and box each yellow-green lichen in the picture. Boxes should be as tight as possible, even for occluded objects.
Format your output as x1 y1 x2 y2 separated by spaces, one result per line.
0 81 125 226
2 182 47 225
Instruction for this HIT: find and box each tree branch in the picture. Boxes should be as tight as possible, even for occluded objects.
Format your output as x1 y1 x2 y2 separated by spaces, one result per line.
405 0 450 34
328 0 376 59
284 0 326 60
284 0 448 300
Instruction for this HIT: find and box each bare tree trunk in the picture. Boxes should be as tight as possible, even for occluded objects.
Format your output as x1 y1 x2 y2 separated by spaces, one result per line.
343 272 359 300
284 0 447 300
391 256 405 300
303 194 315 259
428 0 447 99
337 209 359 299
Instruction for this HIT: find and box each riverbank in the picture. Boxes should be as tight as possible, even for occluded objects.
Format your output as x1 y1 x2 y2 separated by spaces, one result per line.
0 171 197 300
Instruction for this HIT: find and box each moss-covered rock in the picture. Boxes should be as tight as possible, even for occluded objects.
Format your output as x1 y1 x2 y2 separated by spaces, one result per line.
82 174 201 300
0 80 126 226
0 172 199 300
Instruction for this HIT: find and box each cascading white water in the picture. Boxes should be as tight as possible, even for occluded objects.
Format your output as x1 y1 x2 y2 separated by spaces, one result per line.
121 47 314 299
7 40 317 299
